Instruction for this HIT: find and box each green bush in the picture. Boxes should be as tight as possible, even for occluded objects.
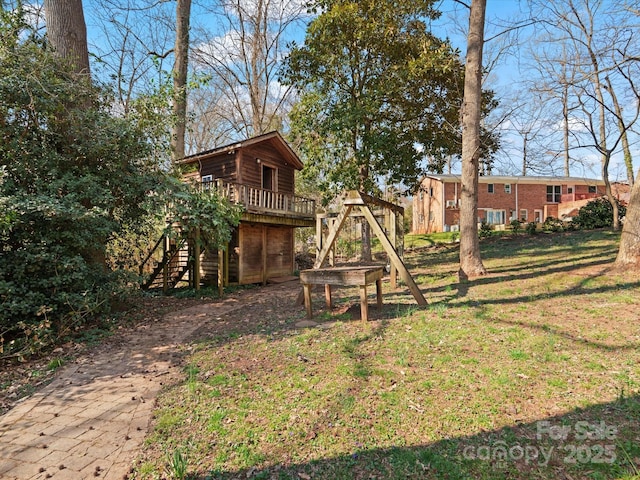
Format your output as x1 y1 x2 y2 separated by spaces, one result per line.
479 221 493 239
0 9 176 359
525 222 538 235
570 197 626 230
543 216 564 233
510 219 522 235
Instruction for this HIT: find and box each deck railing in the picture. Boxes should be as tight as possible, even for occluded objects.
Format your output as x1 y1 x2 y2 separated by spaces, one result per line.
202 180 315 218
560 192 600 203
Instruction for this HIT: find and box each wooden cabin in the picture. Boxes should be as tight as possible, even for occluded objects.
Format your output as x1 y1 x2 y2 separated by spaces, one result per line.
179 131 315 286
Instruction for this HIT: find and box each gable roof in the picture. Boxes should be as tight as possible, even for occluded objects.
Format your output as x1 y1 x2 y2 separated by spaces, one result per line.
179 131 304 170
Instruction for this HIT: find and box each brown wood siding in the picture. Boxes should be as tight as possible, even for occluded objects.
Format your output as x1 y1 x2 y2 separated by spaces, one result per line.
240 157 263 189
200 249 219 286
278 168 294 195
200 154 237 183
228 228 239 283
243 145 296 194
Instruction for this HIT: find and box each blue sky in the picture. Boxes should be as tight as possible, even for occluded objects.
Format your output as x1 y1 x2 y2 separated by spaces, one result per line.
77 0 640 181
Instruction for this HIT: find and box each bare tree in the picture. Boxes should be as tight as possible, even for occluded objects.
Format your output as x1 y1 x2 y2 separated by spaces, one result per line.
605 65 635 187
87 0 175 115
44 0 90 79
530 0 640 230
186 83 236 153
191 0 306 143
459 0 487 280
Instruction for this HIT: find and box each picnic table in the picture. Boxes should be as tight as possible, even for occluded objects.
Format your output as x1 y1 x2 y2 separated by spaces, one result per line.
299 265 384 321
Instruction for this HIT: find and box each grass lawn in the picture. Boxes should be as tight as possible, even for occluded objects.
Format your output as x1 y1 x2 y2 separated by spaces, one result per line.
134 230 640 479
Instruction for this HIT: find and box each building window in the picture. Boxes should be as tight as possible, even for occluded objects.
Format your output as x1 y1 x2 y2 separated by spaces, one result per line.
202 174 213 189
520 209 528 221
488 184 494 194
568 187 574 194
546 185 561 203
486 209 506 225
504 184 511 194
588 185 597 193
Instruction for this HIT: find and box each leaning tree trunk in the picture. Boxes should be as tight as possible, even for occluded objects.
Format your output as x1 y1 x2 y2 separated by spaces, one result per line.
615 169 640 268
606 76 634 187
458 0 487 280
44 0 90 79
171 0 192 163
602 151 620 231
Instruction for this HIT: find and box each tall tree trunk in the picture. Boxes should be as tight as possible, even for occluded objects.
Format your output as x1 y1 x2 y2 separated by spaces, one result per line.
522 133 528 176
605 76 634 187
44 0 90 79
359 162 372 262
615 168 640 267
459 0 487 280
45 0 106 268
171 0 192 163
602 151 620 230
562 82 570 176
250 0 267 135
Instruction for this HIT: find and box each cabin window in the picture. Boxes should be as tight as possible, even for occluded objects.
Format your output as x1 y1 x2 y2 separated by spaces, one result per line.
262 165 276 190
202 174 213 189
546 185 561 203
487 184 494 194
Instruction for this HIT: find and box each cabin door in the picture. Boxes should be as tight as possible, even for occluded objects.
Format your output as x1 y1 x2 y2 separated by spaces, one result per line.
265 227 293 279
237 224 294 284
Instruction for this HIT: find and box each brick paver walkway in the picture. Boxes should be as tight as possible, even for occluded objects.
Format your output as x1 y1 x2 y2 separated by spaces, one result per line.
0 283 299 480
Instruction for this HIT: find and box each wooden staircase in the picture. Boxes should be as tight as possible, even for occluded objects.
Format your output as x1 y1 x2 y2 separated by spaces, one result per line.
139 230 192 291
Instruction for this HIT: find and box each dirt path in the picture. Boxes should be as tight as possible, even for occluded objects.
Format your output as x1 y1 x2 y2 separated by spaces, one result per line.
0 281 306 480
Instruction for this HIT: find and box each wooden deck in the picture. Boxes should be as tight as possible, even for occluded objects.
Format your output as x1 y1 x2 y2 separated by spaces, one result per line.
203 179 315 221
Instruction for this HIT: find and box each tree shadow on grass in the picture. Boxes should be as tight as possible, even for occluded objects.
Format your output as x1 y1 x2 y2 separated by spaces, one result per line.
187 393 640 479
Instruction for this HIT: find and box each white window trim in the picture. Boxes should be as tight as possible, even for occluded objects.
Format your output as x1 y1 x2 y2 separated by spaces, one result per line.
486 209 506 225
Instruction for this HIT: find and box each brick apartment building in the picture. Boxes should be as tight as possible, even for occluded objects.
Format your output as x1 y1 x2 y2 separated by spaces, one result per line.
412 174 608 234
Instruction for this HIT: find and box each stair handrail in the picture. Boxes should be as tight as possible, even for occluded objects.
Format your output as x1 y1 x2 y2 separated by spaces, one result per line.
139 233 167 276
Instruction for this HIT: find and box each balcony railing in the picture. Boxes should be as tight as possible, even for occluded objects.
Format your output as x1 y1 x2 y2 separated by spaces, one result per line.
560 192 600 203
202 180 315 218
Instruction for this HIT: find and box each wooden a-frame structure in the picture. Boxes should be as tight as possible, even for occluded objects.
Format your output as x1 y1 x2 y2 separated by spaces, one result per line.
313 191 427 306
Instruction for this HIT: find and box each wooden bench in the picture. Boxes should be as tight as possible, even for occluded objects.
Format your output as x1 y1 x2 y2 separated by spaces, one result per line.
299 266 384 321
